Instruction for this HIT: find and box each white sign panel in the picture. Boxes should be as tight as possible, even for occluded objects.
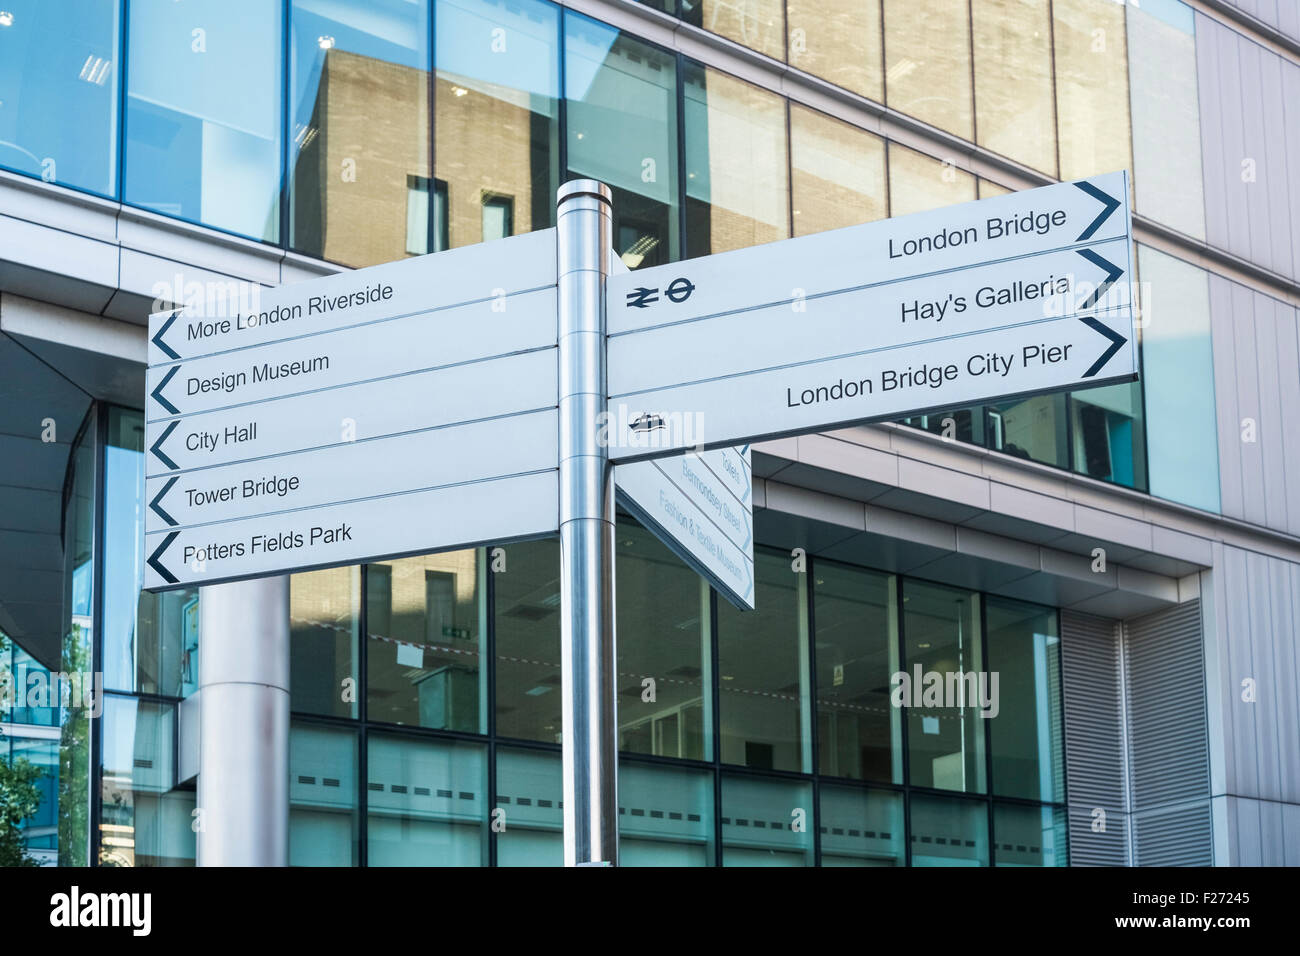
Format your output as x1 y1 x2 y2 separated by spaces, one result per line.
616 446 755 609
144 230 561 591
604 173 1135 460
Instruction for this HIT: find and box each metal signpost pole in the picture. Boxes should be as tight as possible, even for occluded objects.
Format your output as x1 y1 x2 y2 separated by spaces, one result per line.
556 180 618 866
196 575 290 866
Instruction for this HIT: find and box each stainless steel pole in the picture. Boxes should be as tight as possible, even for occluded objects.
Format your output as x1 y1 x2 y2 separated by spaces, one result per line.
196 575 290 866
556 180 618 866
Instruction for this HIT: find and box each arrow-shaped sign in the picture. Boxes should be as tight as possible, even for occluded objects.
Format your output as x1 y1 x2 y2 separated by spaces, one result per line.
1076 248 1124 309
147 531 180 585
150 477 179 527
151 421 179 471
1079 316 1128 378
151 365 181 415
152 311 181 361
1074 181 1122 242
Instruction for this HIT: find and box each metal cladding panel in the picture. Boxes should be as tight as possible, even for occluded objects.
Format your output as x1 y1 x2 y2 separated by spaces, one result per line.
1133 804 1214 866
1125 600 1210 810
1061 611 1128 866
1195 12 1300 282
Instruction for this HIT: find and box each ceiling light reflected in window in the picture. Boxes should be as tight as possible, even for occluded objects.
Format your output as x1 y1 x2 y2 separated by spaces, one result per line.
78 55 111 86
0 12 13 27
317 35 335 49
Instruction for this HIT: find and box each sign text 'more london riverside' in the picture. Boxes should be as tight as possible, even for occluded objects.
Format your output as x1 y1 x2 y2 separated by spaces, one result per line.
181 282 393 340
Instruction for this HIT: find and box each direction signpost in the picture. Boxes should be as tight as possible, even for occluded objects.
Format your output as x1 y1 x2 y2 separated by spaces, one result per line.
143 171 1135 868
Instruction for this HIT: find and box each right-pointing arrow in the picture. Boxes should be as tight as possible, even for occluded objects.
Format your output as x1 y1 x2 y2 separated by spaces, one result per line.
150 421 179 471
1074 180 1122 241
152 311 181 360
151 365 181 416
1079 316 1127 378
150 477 179 527
1076 247 1124 310
147 532 180 585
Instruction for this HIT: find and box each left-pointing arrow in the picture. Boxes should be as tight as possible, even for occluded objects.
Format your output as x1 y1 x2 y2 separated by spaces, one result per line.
147 532 180 585
152 311 181 360
1079 315 1127 378
151 365 181 415
150 421 179 470
150 477 179 527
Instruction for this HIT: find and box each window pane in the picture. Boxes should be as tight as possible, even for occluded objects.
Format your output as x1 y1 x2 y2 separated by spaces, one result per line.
619 761 714 866
902 580 986 794
616 520 712 761
9 735 58 862
1138 245 1220 512
290 566 359 719
818 783 904 866
985 597 1062 802
786 0 883 101
0 0 119 195
721 774 813 865
985 392 1068 468
1053 0 1133 181
1070 382 1146 489
887 142 976 217
1127 0 1204 238
813 562 900 784
493 538 562 743
496 747 562 866
790 104 887 238
883 0 972 139
684 64 789 257
436 0 559 248
566 15 679 268
972 0 1056 175
99 696 195 866
289 0 430 266
367 550 486 733
909 792 989 866
289 723 359 866
994 802 1067 866
685 0 784 60
367 733 487 866
717 549 810 773
125 0 282 240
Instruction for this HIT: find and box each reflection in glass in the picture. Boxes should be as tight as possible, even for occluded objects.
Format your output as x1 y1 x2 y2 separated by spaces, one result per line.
98 696 194 866
289 0 431 266
1127 0 1204 238
717 549 810 773
494 538 562 743
786 0 883 101
994 802 1067 866
721 774 813 865
985 393 1068 468
289 723 358 866
0 0 119 195
367 734 487 866
436 0 560 248
818 784 904 866
1071 382 1146 488
684 63 789 257
1053 0 1132 181
125 0 282 241
620 761 713 866
1138 245 1220 512
985 598 1062 803
972 0 1057 175
887 142 976 217
883 0 972 139
902 580 986 794
813 562 900 783
291 567 360 719
683 0 785 60
367 550 486 733
566 15 679 268
496 747 563 866
616 521 711 761
790 104 887 238
909 792 988 865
